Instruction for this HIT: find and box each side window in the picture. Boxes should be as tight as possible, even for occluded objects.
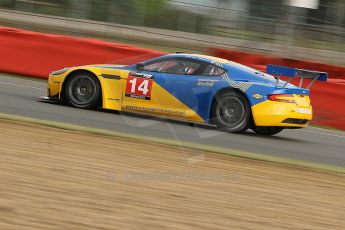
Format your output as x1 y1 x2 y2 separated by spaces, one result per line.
202 64 225 76
173 60 200 75
142 60 170 72
142 58 201 75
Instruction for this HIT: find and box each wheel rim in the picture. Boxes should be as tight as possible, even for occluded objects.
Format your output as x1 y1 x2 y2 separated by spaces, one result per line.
216 96 245 128
68 76 97 106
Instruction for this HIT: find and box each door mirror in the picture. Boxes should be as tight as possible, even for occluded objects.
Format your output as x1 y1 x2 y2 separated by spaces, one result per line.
136 62 144 70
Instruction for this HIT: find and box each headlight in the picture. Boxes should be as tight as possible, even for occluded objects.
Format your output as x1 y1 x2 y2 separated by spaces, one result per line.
50 68 68 75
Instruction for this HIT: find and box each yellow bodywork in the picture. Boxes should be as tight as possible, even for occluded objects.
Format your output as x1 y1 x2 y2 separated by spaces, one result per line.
121 81 204 122
48 66 126 111
252 95 312 127
48 65 204 123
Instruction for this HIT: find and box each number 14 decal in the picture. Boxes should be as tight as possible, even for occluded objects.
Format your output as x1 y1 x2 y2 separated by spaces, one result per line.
125 75 153 100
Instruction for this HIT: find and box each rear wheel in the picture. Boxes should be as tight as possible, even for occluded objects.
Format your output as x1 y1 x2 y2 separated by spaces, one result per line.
65 72 101 109
211 91 251 133
252 126 284 136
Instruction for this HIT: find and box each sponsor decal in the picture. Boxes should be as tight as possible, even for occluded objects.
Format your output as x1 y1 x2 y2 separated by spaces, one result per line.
125 105 185 117
196 79 217 87
125 73 154 100
252 94 263 99
294 108 312 114
129 72 154 79
107 98 120 101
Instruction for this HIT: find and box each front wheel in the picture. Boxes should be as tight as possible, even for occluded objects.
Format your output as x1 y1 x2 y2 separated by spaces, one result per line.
252 126 284 136
65 72 101 109
211 91 251 133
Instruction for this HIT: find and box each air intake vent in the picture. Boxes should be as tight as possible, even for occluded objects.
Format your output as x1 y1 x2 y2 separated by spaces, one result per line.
282 118 309 125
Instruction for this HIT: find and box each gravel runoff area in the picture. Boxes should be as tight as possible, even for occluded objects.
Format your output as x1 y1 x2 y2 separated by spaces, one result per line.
0 119 345 230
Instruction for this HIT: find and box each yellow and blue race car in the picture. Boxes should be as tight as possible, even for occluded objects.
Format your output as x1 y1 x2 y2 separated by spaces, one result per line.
45 54 327 135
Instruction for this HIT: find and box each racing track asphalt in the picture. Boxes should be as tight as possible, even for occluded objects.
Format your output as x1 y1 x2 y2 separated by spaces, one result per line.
1 75 345 167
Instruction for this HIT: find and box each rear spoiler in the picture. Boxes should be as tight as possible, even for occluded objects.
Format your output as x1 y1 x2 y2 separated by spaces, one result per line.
266 64 328 89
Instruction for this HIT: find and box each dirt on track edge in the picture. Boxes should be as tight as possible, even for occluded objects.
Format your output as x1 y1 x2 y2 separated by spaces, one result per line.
0 119 345 229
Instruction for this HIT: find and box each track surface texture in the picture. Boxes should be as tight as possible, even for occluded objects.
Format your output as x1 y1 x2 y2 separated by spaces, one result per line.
0 75 344 167
1 120 345 229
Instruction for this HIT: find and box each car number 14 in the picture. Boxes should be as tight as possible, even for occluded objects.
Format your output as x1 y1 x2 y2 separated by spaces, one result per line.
125 76 153 100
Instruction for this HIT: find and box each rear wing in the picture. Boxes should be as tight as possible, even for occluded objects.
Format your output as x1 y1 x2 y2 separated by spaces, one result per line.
266 64 328 89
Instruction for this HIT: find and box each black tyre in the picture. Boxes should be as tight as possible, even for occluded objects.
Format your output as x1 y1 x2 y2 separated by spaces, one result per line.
252 126 284 136
211 91 251 133
65 72 101 109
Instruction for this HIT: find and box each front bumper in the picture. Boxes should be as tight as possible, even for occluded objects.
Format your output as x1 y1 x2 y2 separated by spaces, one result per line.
47 74 63 99
38 95 60 102
251 100 312 127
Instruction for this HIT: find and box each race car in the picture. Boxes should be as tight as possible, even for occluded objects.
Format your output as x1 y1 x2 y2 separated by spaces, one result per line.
45 53 327 135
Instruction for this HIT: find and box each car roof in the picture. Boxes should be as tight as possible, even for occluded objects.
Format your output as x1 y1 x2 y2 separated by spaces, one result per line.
164 54 230 65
